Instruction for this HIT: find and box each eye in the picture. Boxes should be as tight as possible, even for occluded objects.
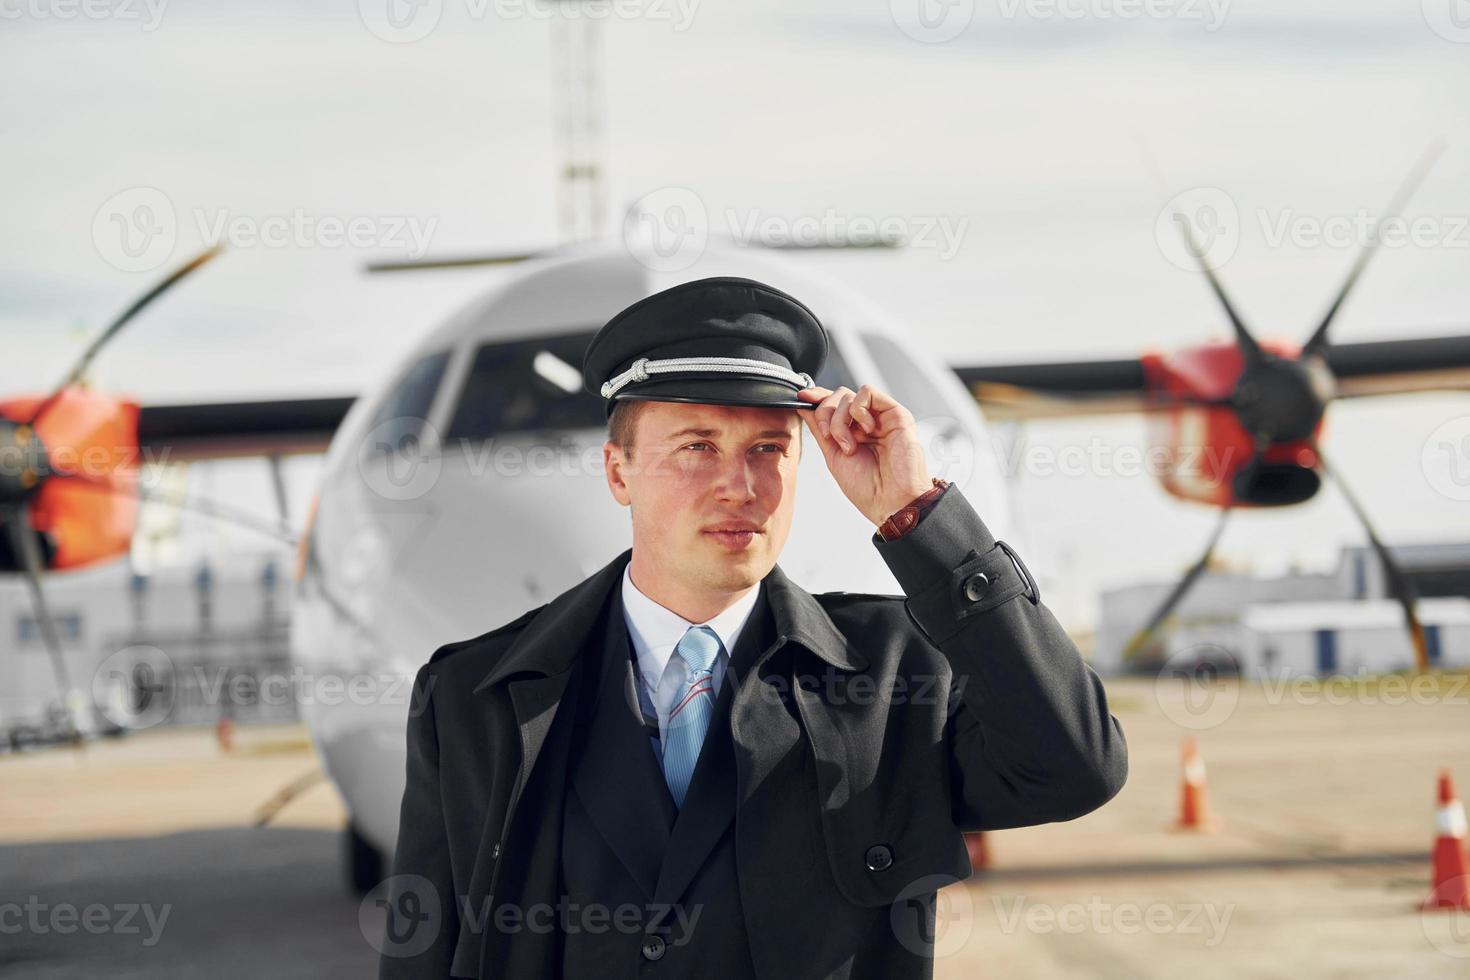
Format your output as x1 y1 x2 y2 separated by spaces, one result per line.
754 443 785 454
683 442 711 452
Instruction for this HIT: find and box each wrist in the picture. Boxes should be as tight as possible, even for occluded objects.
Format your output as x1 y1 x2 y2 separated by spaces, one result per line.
874 478 949 540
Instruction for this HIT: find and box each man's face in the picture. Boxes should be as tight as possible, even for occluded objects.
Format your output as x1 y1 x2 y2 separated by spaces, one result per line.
604 400 802 595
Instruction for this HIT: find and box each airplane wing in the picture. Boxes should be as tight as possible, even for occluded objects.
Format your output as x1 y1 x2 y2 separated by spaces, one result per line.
953 332 1470 421
136 395 356 461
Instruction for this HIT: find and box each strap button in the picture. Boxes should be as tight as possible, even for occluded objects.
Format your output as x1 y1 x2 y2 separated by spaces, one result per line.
962 572 991 603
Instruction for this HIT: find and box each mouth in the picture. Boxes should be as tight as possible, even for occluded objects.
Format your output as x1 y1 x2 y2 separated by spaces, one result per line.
703 524 763 550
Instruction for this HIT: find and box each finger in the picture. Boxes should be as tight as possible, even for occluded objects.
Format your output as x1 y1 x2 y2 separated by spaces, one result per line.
831 391 857 452
798 402 842 462
798 391 839 448
859 384 903 413
813 386 851 441
795 385 831 408
851 386 877 434
864 384 916 428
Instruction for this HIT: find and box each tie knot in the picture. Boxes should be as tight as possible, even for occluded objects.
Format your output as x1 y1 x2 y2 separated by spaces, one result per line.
675 625 722 675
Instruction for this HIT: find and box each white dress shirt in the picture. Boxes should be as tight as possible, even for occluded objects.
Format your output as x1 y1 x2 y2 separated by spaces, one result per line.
620 563 762 750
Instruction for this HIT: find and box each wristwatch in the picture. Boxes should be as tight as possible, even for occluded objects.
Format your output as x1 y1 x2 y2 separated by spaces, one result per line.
876 478 950 542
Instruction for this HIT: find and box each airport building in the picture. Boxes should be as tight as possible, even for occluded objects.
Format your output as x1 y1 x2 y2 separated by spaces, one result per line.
1094 541 1470 676
1 548 293 737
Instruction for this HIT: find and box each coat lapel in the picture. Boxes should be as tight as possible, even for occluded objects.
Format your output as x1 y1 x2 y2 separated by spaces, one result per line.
463 548 634 932
569 578 677 901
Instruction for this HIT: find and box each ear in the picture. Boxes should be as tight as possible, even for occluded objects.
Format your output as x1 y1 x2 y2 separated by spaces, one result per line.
604 440 632 507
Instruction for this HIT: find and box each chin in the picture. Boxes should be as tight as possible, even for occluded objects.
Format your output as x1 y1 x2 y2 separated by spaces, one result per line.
701 552 766 587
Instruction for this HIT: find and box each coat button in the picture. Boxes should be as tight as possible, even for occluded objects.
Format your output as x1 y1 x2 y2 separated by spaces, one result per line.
962 572 991 603
641 935 667 960
865 844 894 872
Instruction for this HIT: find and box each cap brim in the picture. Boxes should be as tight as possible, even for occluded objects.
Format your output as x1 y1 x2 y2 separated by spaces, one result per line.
607 377 813 416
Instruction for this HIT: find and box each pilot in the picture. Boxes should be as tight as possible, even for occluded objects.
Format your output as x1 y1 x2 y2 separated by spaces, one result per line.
379 276 1128 979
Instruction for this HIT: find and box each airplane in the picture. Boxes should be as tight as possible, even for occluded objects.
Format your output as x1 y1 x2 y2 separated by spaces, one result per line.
4 170 1469 890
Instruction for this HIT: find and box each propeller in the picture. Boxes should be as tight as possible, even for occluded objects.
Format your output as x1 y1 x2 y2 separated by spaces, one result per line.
1125 146 1444 668
1308 436 1430 671
1 505 82 743
1301 141 1447 356
51 467 298 545
2 244 312 740
27 245 224 428
1121 503 1234 666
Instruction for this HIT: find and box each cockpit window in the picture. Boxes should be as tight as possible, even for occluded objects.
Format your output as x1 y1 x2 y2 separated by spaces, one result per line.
814 337 854 392
445 329 858 441
859 332 953 424
446 331 604 440
364 349 450 451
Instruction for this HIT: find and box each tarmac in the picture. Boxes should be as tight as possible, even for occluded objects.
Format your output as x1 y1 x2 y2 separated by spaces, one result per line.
2 673 1468 978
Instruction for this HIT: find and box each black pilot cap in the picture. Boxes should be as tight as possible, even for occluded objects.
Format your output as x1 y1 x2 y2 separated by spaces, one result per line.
582 276 829 419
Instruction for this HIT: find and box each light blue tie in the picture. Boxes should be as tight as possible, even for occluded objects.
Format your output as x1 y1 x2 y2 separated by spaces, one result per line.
662 625 722 809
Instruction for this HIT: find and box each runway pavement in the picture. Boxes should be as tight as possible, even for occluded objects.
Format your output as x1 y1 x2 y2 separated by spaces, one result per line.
3 675 1469 978
0 827 376 979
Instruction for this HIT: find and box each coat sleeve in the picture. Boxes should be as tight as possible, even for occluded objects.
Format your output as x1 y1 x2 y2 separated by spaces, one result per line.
872 484 1128 831
378 662 460 979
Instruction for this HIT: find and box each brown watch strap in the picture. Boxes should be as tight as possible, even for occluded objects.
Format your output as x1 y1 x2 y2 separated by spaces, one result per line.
877 478 950 541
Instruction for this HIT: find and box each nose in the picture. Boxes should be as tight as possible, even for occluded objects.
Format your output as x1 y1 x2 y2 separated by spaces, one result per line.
713 451 758 503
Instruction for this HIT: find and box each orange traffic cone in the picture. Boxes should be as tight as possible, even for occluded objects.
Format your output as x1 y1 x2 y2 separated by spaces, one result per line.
964 831 990 872
1174 736 1218 832
1422 770 1470 911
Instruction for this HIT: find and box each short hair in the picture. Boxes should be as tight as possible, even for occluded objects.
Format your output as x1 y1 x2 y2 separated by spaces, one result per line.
607 399 651 460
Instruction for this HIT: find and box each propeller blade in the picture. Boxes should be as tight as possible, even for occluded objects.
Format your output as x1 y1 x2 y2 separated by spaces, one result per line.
27 245 224 427
51 468 297 545
1138 138 1264 366
1168 208 1265 366
56 466 378 639
1122 504 1233 665
1301 141 1448 356
1308 437 1430 672
3 507 80 735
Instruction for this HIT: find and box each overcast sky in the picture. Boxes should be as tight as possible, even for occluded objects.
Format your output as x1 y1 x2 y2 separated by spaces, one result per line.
4 0 1469 629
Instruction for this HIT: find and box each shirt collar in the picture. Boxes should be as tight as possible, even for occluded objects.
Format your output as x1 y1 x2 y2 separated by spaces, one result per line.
620 562 762 686
475 547 866 694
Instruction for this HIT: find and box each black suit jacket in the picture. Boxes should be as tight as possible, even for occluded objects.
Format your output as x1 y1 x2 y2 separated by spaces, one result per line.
378 485 1128 978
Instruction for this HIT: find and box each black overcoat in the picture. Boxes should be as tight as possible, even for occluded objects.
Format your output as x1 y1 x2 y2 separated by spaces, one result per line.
378 485 1128 978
